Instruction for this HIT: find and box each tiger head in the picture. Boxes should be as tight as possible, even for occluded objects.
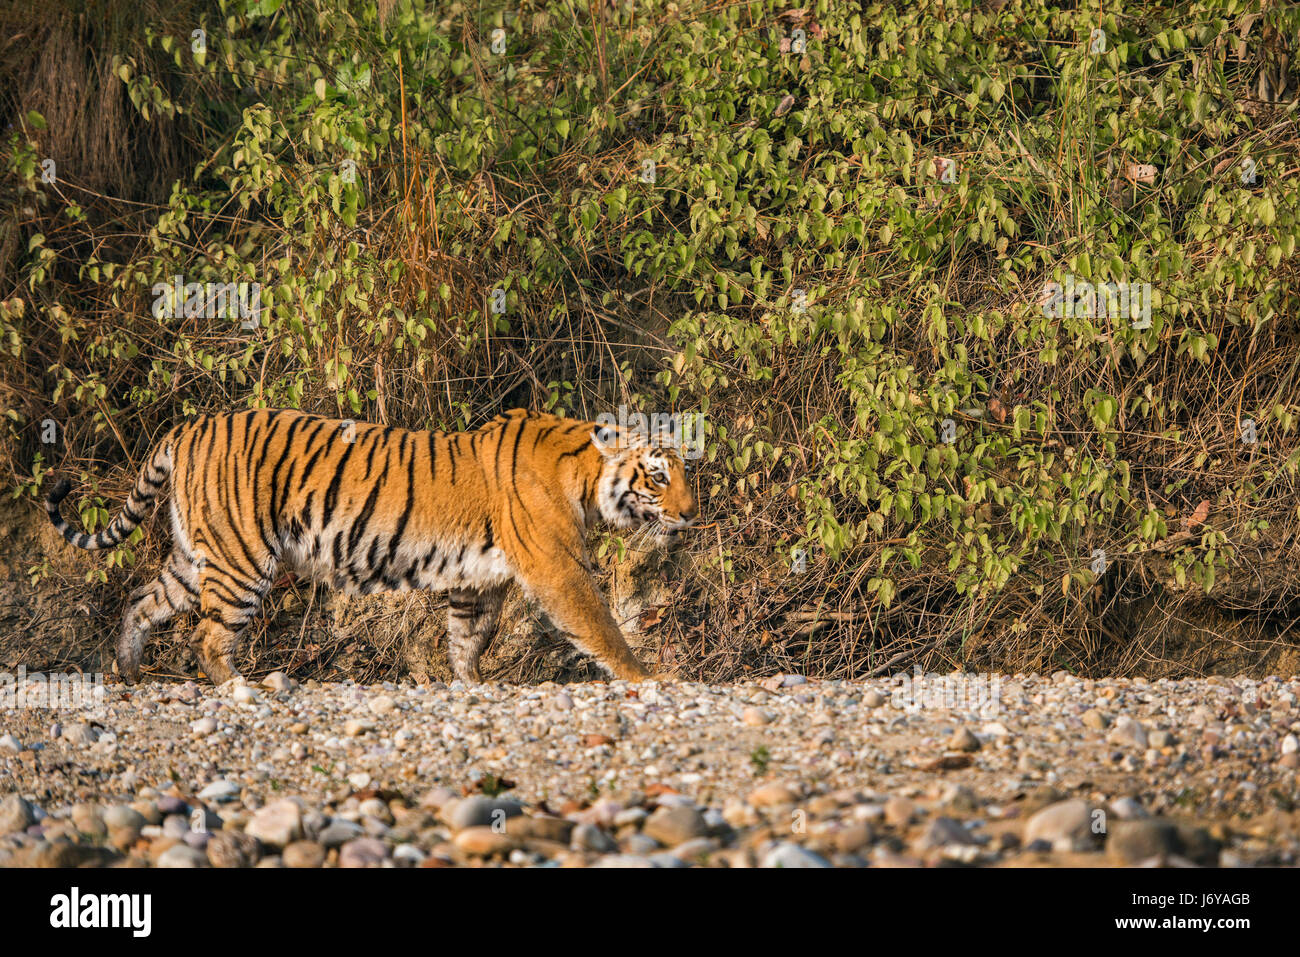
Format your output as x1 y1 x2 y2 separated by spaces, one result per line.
592 425 698 538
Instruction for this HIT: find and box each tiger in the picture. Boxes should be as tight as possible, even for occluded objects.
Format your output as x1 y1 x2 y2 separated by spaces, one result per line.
44 408 698 685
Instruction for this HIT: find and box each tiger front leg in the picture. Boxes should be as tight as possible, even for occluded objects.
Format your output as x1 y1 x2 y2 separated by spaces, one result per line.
523 563 651 682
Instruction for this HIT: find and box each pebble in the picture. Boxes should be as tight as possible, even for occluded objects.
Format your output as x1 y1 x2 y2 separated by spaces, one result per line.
198 780 240 803
71 803 106 837
207 830 261 868
264 672 296 692
0 672 1291 869
914 816 978 852
1109 715 1149 749
339 837 389 868
61 723 99 746
571 822 618 853
1023 799 1097 853
883 796 915 827
1109 797 1148 820
282 840 327 868
444 797 524 832
641 805 709 847
0 795 37 834
157 844 208 868
1081 710 1108 730
244 799 303 848
761 842 832 868
453 827 518 857
747 783 798 807
1106 820 1182 864
319 819 365 847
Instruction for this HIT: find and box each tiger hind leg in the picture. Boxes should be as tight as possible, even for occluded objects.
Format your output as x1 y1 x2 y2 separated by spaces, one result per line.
117 552 199 682
446 586 506 683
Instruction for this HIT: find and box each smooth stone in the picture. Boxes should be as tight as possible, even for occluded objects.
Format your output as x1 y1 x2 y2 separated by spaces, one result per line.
1024 799 1098 853
883 796 915 827
244 799 303 848
0 795 37 835
590 854 656 868
453 827 519 857
319 819 365 847
443 796 524 832
198 780 240 803
157 844 208 868
761 842 831 868
570 822 618 853
207 830 261 868
913 816 979 852
641 805 709 847
282 840 327 868
1109 716 1148 749
747 783 798 807
339 837 389 868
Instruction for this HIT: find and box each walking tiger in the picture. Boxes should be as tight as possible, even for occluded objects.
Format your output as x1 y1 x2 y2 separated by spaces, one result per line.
45 408 698 684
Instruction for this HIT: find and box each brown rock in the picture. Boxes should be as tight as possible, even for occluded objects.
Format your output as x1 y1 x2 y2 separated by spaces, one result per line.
207 830 262 868
453 826 519 857
282 840 327 868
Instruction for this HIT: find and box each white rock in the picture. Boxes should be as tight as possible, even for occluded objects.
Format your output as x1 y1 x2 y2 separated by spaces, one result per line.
245 799 303 848
1024 799 1098 852
761 842 831 868
191 717 218 736
198 780 240 803
263 671 296 692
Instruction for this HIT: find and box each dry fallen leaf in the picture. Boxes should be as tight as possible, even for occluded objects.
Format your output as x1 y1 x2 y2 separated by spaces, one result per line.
1124 163 1158 185
638 606 665 630
1183 499 1211 532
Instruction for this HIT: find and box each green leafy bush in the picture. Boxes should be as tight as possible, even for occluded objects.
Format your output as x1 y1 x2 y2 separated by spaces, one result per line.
3 0 1299 678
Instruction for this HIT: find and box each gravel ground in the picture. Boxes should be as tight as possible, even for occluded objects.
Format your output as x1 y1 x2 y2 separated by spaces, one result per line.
1 670 1298 868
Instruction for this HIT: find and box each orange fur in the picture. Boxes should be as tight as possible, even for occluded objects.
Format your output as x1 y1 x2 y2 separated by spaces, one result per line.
45 408 697 684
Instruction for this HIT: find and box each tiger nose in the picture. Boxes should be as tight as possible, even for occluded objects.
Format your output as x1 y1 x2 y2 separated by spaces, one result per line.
682 498 698 523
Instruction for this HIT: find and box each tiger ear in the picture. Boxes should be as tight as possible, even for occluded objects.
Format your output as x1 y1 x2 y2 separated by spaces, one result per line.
652 424 679 449
591 426 620 459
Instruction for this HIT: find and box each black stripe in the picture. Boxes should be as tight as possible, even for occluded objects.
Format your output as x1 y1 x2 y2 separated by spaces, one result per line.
532 425 556 451
507 416 526 484
348 479 384 555
385 437 416 572
324 432 358 514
